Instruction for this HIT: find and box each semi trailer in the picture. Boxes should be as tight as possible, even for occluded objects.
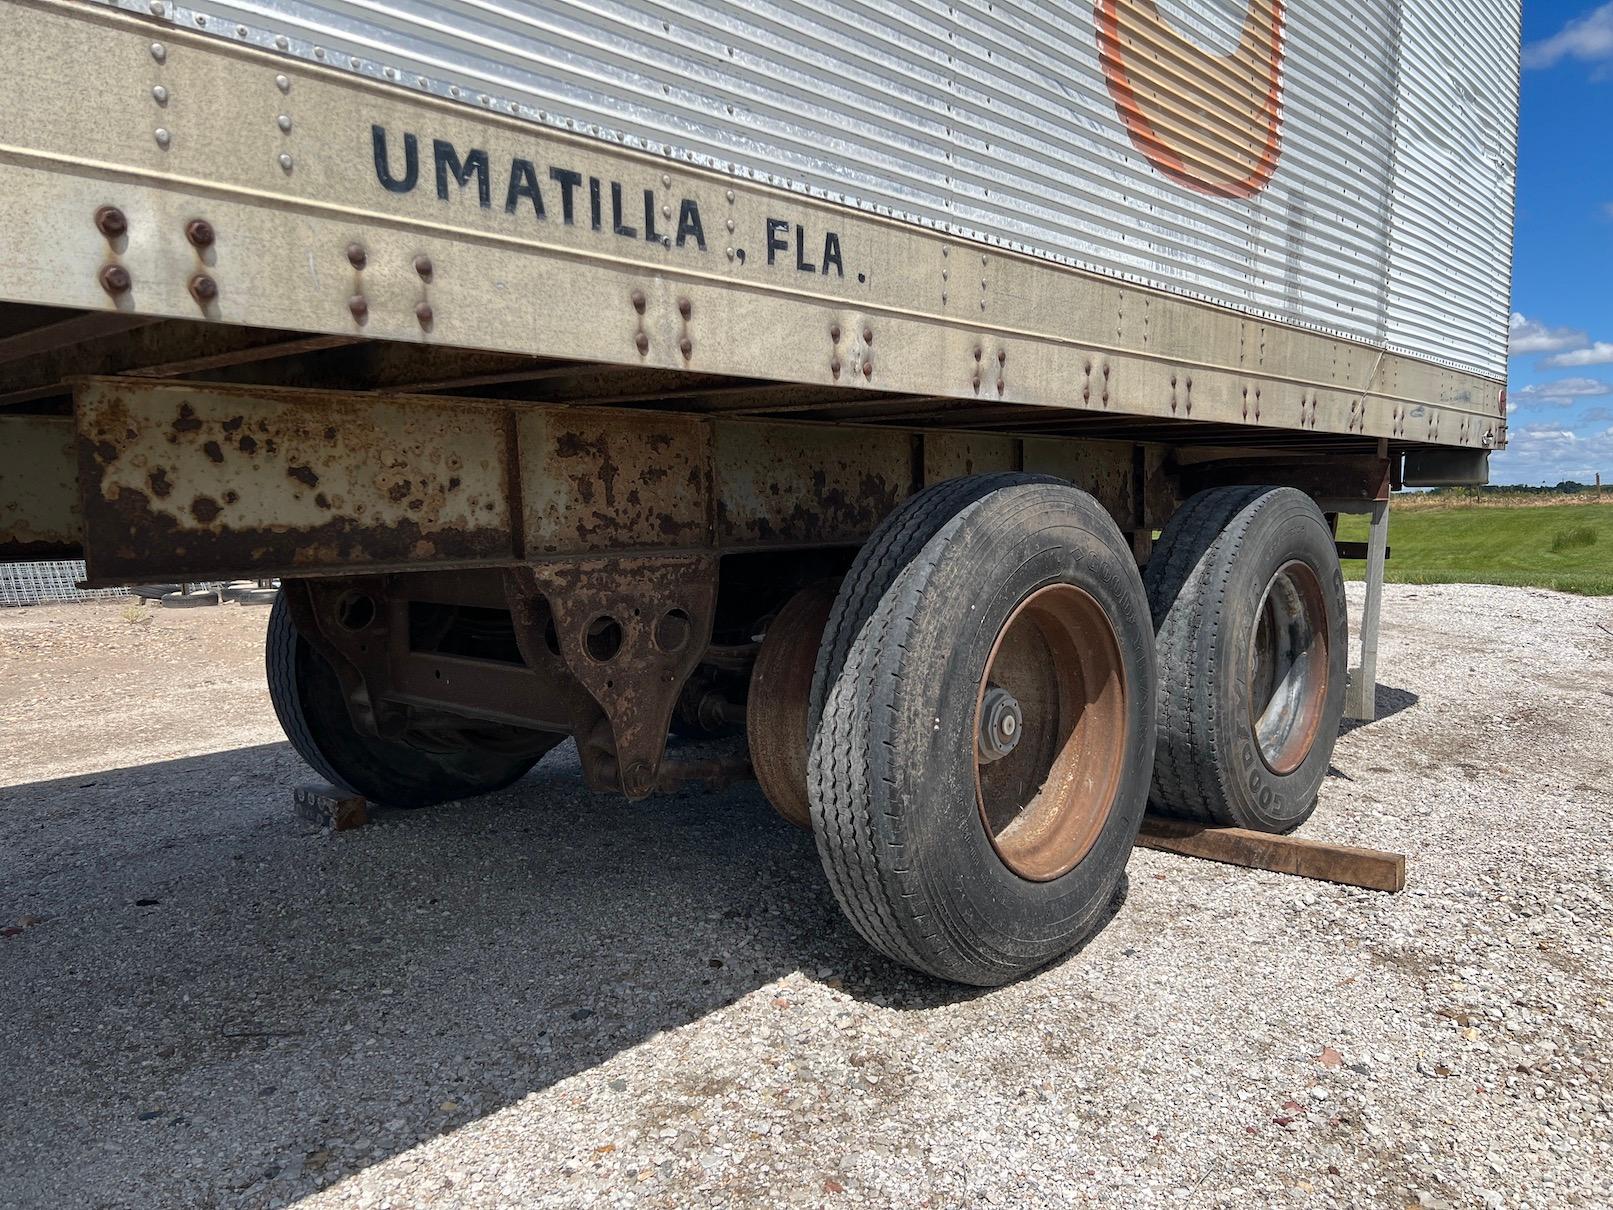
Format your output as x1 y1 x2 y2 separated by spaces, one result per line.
0 0 1519 984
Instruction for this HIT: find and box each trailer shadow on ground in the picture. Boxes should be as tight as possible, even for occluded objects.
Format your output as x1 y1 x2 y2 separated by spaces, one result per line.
0 740 1033 1205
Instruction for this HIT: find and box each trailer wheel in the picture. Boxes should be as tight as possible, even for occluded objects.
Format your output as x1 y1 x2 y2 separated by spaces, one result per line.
809 481 1154 986
1145 486 1347 833
265 593 557 809
747 581 836 829
808 472 1062 736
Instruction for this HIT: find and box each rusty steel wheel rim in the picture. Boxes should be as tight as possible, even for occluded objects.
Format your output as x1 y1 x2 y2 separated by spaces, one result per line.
1247 560 1330 776
972 583 1128 882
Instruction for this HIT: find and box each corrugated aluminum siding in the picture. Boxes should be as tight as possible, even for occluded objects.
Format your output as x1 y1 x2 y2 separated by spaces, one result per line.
104 0 1520 378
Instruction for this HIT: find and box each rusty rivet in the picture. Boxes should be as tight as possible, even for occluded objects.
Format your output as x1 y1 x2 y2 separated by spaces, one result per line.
415 302 433 326
829 324 841 342
348 294 368 322
99 264 131 295
861 359 873 378
862 326 873 344
996 378 1005 394
678 336 693 358
630 289 647 314
972 373 981 390
188 273 218 304
413 254 433 279
973 346 982 362
997 350 1006 365
185 219 215 248
346 242 367 269
677 298 692 320
94 206 127 238
635 332 650 355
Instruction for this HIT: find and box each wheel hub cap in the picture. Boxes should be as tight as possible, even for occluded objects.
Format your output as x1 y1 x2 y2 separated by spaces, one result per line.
977 685 1024 763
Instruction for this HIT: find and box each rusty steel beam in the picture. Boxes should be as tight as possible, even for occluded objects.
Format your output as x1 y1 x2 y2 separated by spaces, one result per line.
70 376 1170 585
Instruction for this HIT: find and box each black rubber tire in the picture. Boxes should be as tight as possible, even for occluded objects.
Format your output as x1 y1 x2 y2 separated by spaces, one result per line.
808 472 1062 734
1144 486 1347 833
808 481 1155 986
265 593 551 808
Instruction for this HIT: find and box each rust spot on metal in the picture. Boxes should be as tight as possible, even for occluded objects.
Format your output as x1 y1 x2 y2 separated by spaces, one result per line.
147 468 172 498
238 434 257 454
188 274 218 304
634 332 649 355
185 219 215 248
348 294 368 323
677 298 692 320
94 206 127 238
829 324 841 342
413 254 433 279
346 242 367 269
201 440 224 464
191 495 222 524
99 264 131 295
862 327 873 344
861 359 873 379
172 404 203 434
386 481 411 503
415 302 434 327
678 336 693 359
287 465 319 488
630 289 646 314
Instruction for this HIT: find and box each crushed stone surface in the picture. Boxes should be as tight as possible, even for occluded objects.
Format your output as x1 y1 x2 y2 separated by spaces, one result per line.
1 584 1609 1209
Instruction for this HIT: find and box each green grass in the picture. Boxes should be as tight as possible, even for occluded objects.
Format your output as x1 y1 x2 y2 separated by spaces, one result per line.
1338 501 1613 596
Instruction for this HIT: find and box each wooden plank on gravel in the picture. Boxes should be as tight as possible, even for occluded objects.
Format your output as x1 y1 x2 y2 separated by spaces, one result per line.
1136 814 1406 892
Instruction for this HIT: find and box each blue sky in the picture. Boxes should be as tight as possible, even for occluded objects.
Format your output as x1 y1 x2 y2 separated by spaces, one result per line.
1497 1 1613 484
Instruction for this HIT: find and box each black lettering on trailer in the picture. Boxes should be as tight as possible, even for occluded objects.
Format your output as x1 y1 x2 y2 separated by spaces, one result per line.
610 182 636 238
588 176 603 231
504 157 545 218
433 140 490 208
643 190 662 243
371 125 418 194
676 199 706 250
823 231 844 277
766 218 789 265
549 167 582 224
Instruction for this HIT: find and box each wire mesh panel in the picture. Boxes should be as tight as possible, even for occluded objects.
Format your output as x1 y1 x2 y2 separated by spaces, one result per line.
0 561 131 608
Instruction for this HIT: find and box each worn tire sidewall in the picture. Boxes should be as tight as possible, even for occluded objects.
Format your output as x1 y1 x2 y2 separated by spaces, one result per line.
1215 494 1348 832
872 487 1155 981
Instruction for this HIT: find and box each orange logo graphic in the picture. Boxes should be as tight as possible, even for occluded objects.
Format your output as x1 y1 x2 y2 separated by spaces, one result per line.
1096 0 1285 197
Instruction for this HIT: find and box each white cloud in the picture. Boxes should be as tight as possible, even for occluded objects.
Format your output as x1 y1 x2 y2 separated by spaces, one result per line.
1492 422 1613 484
1510 377 1613 407
1524 3 1613 69
1544 341 1613 368
1582 405 1613 423
1509 312 1588 356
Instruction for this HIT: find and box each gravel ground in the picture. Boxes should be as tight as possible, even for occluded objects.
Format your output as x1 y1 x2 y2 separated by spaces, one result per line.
1 583 1610 1210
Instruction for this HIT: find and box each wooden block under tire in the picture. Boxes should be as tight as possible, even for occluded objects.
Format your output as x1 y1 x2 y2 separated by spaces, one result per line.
1136 814 1405 892
293 784 369 832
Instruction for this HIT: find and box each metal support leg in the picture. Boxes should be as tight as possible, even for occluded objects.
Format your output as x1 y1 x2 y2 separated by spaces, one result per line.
1347 498 1389 721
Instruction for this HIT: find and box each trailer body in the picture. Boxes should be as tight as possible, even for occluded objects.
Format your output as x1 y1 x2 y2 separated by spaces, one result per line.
0 0 1521 982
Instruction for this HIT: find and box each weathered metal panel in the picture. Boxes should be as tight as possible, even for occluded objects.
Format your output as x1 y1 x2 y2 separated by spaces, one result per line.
76 379 512 580
922 432 1019 483
0 415 80 560
95 0 1517 379
1381 0 1522 377
713 421 910 547
1022 438 1135 526
519 408 710 555
0 1 1506 456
